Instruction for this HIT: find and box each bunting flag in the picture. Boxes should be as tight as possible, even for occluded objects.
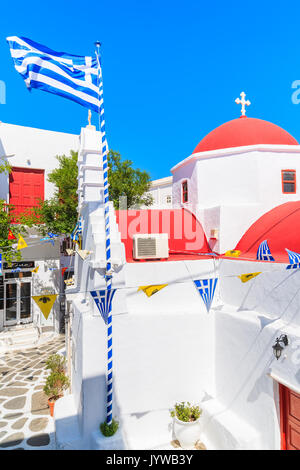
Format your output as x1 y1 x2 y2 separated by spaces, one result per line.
66 249 75 256
138 284 168 297
11 267 21 273
17 235 27 250
77 249 91 260
8 230 17 240
90 289 117 324
285 248 300 269
32 294 57 320
71 219 82 244
238 272 261 283
225 250 241 258
256 240 275 262
31 265 39 273
61 267 67 277
40 232 58 246
194 278 218 312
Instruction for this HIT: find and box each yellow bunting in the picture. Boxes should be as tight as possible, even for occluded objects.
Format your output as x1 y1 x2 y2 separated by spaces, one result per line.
77 249 91 260
225 250 241 258
66 249 75 256
32 294 58 320
17 235 27 250
64 277 75 286
138 284 168 297
74 236 82 249
31 265 39 273
238 272 261 283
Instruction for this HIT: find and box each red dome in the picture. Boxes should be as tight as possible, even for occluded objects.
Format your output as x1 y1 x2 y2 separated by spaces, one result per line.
193 117 298 154
235 201 300 263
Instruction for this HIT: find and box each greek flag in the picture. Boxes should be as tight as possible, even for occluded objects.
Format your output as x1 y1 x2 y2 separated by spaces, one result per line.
71 219 82 244
256 240 275 262
194 278 218 313
6 36 101 113
91 289 116 324
286 248 300 269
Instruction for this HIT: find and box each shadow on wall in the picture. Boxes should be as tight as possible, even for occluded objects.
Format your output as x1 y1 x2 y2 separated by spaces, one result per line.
55 374 127 450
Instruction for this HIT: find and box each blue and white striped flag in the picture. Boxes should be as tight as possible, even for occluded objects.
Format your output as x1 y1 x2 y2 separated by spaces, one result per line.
194 278 218 313
285 248 300 269
7 36 101 114
91 289 116 324
71 219 82 244
256 240 275 262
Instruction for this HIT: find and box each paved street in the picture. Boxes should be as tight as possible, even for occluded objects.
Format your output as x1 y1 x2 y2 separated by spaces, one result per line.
0 335 65 450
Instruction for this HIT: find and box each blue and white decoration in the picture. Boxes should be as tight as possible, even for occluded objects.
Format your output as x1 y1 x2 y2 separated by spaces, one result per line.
0 254 2 275
40 232 58 246
194 278 218 313
256 240 275 262
285 248 300 269
71 219 82 244
90 289 117 325
6 36 101 113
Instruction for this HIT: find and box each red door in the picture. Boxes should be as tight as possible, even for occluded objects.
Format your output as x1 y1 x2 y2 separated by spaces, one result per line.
280 385 300 450
9 167 44 220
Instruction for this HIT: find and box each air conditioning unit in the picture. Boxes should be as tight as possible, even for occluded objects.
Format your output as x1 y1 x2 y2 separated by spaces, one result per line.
133 234 169 260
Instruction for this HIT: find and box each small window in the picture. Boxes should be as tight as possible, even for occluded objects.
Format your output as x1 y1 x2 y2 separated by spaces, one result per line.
182 181 188 203
282 170 296 194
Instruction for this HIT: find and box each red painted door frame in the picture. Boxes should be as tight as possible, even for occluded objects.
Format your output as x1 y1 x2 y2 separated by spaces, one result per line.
279 384 300 450
9 167 44 221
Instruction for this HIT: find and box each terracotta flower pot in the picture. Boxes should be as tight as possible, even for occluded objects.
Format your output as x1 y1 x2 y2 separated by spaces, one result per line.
47 396 62 417
48 398 55 417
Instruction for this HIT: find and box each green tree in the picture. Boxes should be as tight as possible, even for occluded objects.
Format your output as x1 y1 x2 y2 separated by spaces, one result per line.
107 150 153 209
21 149 153 235
20 151 78 235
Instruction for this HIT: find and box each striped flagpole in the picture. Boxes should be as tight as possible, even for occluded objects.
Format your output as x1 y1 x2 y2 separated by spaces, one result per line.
95 41 113 426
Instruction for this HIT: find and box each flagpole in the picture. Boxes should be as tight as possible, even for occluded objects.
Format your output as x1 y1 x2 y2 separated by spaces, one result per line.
95 41 114 426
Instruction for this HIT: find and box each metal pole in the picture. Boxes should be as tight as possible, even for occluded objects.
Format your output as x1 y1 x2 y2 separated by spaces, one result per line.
95 41 114 426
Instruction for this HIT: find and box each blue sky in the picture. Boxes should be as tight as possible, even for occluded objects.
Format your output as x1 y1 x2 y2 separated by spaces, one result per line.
1 0 300 179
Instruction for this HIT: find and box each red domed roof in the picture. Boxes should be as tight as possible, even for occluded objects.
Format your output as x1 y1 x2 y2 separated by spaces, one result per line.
234 201 300 263
193 117 298 154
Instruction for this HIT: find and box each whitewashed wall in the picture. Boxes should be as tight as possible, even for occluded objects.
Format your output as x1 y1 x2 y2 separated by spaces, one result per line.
0 122 78 202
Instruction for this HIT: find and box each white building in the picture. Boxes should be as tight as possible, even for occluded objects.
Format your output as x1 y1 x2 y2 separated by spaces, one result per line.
144 176 173 208
56 108 300 451
0 122 78 344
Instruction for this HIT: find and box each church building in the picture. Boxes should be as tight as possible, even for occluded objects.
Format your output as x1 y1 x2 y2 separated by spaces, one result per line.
55 93 300 450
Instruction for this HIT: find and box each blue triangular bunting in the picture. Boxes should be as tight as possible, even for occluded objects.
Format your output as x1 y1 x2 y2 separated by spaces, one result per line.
256 240 275 261
90 289 116 324
285 248 300 269
194 278 218 312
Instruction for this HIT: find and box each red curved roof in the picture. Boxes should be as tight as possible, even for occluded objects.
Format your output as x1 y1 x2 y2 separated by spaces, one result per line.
193 117 298 154
116 209 210 262
235 201 300 262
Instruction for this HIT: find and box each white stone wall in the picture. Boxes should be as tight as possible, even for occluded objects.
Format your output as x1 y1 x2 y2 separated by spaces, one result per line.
0 122 78 203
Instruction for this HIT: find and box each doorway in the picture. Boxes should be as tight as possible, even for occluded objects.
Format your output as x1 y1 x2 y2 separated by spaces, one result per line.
4 279 32 326
280 384 300 450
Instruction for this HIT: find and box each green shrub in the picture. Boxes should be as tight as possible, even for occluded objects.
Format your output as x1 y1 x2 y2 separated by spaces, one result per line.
170 402 202 422
43 371 70 401
45 353 66 374
100 418 119 437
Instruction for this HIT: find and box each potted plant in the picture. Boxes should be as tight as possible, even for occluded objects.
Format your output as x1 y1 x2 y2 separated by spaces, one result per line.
170 402 202 449
45 353 66 374
43 371 70 417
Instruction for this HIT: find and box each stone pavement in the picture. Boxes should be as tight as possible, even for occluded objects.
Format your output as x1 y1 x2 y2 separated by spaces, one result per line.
0 335 65 450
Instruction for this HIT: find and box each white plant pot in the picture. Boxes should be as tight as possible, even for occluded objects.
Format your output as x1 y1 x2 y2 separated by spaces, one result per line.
173 416 202 450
